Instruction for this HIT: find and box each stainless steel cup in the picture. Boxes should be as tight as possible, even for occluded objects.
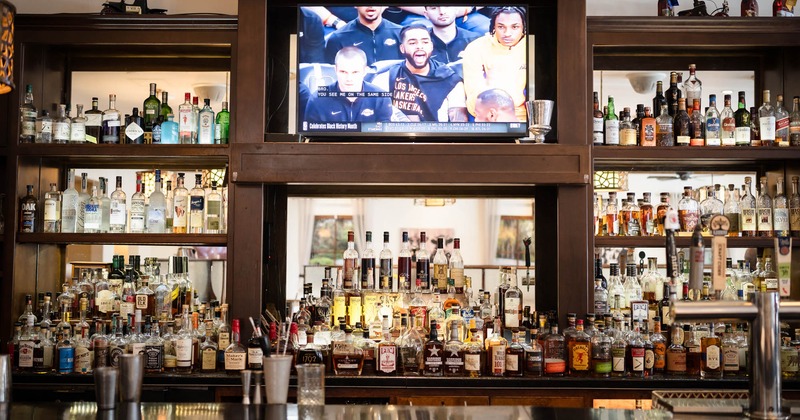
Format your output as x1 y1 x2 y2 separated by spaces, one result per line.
252 371 263 405
0 355 11 404
262 355 293 404
118 354 144 403
93 366 119 410
241 369 253 405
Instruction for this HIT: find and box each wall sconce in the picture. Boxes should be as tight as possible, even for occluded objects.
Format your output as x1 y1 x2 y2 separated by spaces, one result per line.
0 1 14 94
413 198 456 207
594 171 628 191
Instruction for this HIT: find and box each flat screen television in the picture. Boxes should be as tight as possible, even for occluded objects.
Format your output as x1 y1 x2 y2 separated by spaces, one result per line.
297 6 530 138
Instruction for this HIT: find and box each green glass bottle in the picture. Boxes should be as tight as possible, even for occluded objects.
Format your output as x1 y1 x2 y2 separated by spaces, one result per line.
160 91 173 121
216 101 230 144
143 83 161 141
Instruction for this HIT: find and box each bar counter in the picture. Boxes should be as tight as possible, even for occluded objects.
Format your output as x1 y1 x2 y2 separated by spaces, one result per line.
12 372 800 406
2 402 667 420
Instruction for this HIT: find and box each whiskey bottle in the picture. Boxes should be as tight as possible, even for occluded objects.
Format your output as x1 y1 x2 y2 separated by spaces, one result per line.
397 315 422 375
758 90 776 146
464 328 484 377
567 320 591 377
665 72 681 117
505 330 525 377
791 97 800 146
592 92 604 145
656 104 674 146
487 317 508 376
200 320 218 372
377 326 398 375
639 192 655 236
611 318 627 377
774 177 790 237
144 319 164 374
685 325 702 376
175 306 194 373
674 98 691 146
701 327 723 379
733 91 751 146
525 326 543 377
626 322 646 378
332 326 364 376
605 192 619 236
444 320 465 377
543 320 565 377
56 326 75 374
415 232 430 291
423 321 444 377
757 176 773 237
689 99 705 146
503 271 523 331
360 231 376 290
651 317 667 374
590 322 612 378
640 106 657 146
619 108 636 146
90 320 108 369
355 330 377 376
790 176 800 238
741 177 758 236
224 319 247 374
775 94 790 146
19 185 37 233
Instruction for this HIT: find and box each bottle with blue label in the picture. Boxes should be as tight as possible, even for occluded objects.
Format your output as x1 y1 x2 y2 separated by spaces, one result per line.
57 326 74 374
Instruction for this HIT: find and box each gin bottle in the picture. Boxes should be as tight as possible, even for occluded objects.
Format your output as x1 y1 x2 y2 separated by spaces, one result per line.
99 177 111 233
19 84 37 143
69 104 86 143
197 99 215 144
84 97 103 143
43 183 61 233
216 101 230 144
160 92 172 121
143 83 161 138
189 174 205 234
129 176 146 234
205 181 222 234
101 94 121 144
35 110 52 143
53 104 71 144
178 93 193 144
109 176 127 233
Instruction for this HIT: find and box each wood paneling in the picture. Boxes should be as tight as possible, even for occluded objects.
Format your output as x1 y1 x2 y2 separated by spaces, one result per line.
395 396 490 406
227 183 264 338
492 396 585 408
234 0 266 144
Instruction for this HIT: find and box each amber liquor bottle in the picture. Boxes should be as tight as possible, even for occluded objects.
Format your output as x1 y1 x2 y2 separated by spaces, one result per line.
505 329 525 377
567 319 591 377
423 321 444 377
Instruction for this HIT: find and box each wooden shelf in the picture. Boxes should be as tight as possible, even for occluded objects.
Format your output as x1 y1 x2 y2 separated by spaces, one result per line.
594 235 781 248
589 17 800 47
17 144 229 169
16 233 227 246
593 146 800 170
232 142 590 186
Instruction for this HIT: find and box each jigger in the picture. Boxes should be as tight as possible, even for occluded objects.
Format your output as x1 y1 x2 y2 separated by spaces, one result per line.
519 99 554 143
241 370 253 405
252 371 263 405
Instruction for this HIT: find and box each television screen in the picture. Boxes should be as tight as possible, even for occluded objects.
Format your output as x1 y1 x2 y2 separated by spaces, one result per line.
297 6 529 137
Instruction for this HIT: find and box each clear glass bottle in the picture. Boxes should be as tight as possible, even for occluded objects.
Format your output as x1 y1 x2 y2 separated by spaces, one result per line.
719 93 736 145
35 110 53 143
700 184 724 233
178 93 193 144
69 104 86 143
757 176 774 237
43 183 61 233
76 172 90 233
99 177 111 233
504 272 523 330
678 186 700 233
683 64 702 110
415 231 430 291
109 176 127 233
18 185 37 233
723 184 742 237
129 176 146 234
189 174 205 234
705 94 721 146
656 104 674 146
83 186 102 233
605 192 619 236
61 169 79 233
172 173 189 233
432 237 448 293
759 90 776 146
741 177 758 236
619 108 636 146
191 96 200 143
101 94 121 144
775 94 790 146
621 192 641 236
197 99 215 144
205 181 222 234
397 231 412 292
52 104 71 144
774 177 790 237
146 169 167 233
674 98 691 146
19 84 37 143
622 263 642 311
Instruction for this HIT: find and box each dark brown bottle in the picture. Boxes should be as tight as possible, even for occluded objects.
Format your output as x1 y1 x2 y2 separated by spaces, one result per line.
423 321 444 376
665 72 682 117
674 98 691 146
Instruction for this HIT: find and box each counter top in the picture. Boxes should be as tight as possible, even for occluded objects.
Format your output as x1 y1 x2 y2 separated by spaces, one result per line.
2 402 666 420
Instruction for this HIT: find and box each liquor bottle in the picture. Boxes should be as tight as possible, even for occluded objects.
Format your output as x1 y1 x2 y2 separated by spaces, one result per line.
216 101 230 144
191 96 200 143
739 177 758 237
665 71 681 117
619 108 636 146
130 176 146 233
423 320 444 376
499 329 522 377
650 317 667 374
757 176 773 237
109 176 127 233
19 185 37 233
689 99 705 146
701 326 723 378
604 96 619 145
143 83 161 141
504 272 523 330
683 64 702 111
171 173 189 233
98 178 111 233
124 107 144 144
678 186 700 233
590 322 611 378
723 184 741 237
224 319 247 373
640 106 656 146
178 93 193 144
162 180 173 231
74 172 89 233
396 315 423 375
81 97 102 143
197 99 215 144
610 318 627 377
759 90 776 146
19 84 37 143
198 321 217 372
35 110 53 143
622 263 641 313
674 98 691 146
775 94 790 146
440 320 465 377
638 192 655 236
790 176 800 238
540 320 565 377
487 317 509 376
653 80 667 119
594 278 608 317
101 94 121 144
595 257 607 289
376 231 393 291
761 257 779 293
89 319 108 369
626 322 646 378
432 237 450 293
42 183 61 233
790 97 800 146
205 181 222 234
144 319 164 373
56 326 75 374
742 0 759 15
704 94 721 146
360 231 376 290
175 306 193 373
189 174 205 234
719 324 739 376
652 103 674 147
685 325 702 376
332 325 365 376
415 231 430 291
605 192 619 236
427 292 446 340
567 320 591 377
69 104 87 144
773 177 791 237
751 105 761 146
718 93 736 146
83 186 101 233
592 91 604 145
700 184 724 233
53 104 71 144
621 192 641 236
733 91 751 146
395 231 412 292
158 91 172 121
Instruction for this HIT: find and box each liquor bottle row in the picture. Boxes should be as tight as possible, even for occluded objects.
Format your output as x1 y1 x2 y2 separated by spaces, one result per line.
18 83 230 145
19 169 226 234
659 0 794 17
594 176 800 237
593 64 800 147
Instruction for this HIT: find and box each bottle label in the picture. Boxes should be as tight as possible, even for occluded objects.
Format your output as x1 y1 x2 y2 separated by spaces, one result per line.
86 113 102 127
36 119 52 135
645 349 655 370
94 345 109 368
666 351 686 372
21 120 35 136
450 267 464 290
58 347 75 373
631 347 645 371
173 196 188 227
218 332 231 349
760 116 776 141
135 294 149 310
333 342 355 356
781 347 798 373
735 127 751 145
505 353 519 373
594 300 608 316
676 135 690 145
109 346 124 367
18 341 34 368
175 338 192 367
742 208 757 232
74 346 92 373
225 351 246 371
247 347 263 367
333 296 347 321
145 345 163 370
53 122 70 141
790 208 800 232
202 348 217 370
110 201 127 226
465 353 481 373
612 347 625 372
654 343 666 369
774 208 790 233
593 359 611 374
642 121 656 146
757 208 773 233
620 128 636 146
592 117 604 135
198 114 214 144
43 200 57 222
544 358 565 374
131 342 146 356
125 123 144 141
721 118 736 145
702 344 720 370
604 121 619 145
425 344 443 373
378 345 397 373
96 291 113 314
723 346 739 371
491 344 506 374
503 297 520 328
571 343 590 371
119 302 134 321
